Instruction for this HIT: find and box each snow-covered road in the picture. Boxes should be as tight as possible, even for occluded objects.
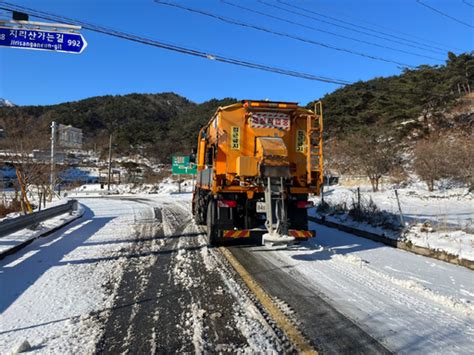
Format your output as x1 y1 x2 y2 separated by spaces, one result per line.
1 191 473 354
232 222 474 354
0 198 136 353
0 195 286 353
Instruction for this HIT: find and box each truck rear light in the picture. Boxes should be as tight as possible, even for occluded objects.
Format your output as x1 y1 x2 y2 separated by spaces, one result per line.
218 200 237 208
296 201 314 208
244 101 298 109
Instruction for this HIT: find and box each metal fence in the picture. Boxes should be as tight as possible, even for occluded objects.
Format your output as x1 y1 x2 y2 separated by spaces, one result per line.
0 200 78 238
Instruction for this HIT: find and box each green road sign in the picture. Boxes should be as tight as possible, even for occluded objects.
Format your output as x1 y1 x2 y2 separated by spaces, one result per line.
172 155 197 175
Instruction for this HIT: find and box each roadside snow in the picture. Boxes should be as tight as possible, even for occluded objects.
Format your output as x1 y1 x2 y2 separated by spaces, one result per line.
0 198 148 354
0 197 74 223
315 185 473 228
311 184 474 262
0 203 84 256
259 222 474 353
407 225 474 262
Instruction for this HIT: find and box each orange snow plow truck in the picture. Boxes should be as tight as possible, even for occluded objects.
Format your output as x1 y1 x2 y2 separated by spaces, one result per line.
192 100 323 245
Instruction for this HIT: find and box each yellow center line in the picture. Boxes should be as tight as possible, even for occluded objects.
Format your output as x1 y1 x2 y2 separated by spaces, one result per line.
219 246 318 354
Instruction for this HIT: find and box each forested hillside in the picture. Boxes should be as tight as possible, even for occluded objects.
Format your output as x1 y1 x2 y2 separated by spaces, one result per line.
0 93 237 162
316 52 473 191
314 52 473 138
0 52 472 168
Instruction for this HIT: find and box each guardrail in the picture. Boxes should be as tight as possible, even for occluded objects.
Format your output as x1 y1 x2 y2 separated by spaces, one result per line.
0 200 78 238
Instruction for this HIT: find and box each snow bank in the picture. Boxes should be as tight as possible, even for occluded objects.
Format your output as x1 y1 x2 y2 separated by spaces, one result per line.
406 224 474 262
314 184 473 229
0 202 85 257
311 184 474 263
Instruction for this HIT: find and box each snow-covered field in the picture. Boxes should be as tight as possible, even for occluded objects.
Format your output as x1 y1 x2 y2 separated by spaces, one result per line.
311 184 474 262
68 178 194 196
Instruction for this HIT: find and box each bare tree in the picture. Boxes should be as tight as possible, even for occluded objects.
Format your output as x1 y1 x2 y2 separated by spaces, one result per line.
414 132 473 191
336 127 398 192
413 136 446 191
0 116 51 201
445 133 474 190
322 138 344 177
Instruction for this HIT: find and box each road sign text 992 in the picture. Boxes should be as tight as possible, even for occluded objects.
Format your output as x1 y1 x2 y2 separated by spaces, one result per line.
67 39 82 47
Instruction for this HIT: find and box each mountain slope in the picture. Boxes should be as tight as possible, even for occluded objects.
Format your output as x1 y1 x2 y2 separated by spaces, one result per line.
0 99 14 107
0 52 471 163
0 93 236 162
311 52 474 139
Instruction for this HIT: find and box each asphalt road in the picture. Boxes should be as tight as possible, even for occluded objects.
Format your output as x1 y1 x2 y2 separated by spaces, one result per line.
228 245 391 354
95 197 288 354
95 196 389 354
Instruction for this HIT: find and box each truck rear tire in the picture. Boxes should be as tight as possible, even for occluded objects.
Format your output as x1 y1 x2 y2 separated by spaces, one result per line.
193 188 208 225
194 211 205 225
194 199 205 226
206 200 218 245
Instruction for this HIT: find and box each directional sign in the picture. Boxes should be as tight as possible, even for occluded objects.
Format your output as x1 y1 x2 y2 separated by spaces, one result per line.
0 27 87 54
172 156 197 175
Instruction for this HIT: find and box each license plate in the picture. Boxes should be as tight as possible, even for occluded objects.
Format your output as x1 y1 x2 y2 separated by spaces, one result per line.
256 201 266 213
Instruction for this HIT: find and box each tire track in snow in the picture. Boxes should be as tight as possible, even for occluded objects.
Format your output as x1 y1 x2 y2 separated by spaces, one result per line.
161 197 287 353
96 199 168 354
97 195 294 353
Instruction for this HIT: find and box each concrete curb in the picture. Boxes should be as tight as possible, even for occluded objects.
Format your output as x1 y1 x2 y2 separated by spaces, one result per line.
309 216 474 271
0 205 85 261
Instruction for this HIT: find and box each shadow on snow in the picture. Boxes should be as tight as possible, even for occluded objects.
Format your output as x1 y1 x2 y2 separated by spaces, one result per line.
0 206 114 314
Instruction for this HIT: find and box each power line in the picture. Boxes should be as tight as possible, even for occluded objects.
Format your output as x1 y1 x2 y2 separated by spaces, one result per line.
279 0 463 52
221 0 443 62
271 0 449 54
155 1 416 68
0 2 352 86
416 0 474 28
462 0 474 9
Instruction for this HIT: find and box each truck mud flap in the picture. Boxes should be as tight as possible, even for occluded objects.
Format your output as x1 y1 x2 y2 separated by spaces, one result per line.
220 229 263 245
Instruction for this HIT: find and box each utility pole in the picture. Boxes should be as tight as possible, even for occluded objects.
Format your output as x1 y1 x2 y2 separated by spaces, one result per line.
107 133 112 192
50 121 57 201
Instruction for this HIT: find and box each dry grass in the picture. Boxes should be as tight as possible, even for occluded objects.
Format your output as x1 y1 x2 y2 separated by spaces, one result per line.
0 197 22 218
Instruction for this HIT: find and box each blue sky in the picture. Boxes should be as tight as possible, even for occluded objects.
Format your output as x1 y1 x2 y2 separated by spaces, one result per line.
0 0 472 106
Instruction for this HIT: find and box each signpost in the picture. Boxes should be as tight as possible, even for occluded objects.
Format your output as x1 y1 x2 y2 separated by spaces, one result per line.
172 156 197 175
172 156 197 193
0 26 87 54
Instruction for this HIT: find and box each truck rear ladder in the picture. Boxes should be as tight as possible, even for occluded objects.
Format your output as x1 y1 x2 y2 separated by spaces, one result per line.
306 101 323 187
